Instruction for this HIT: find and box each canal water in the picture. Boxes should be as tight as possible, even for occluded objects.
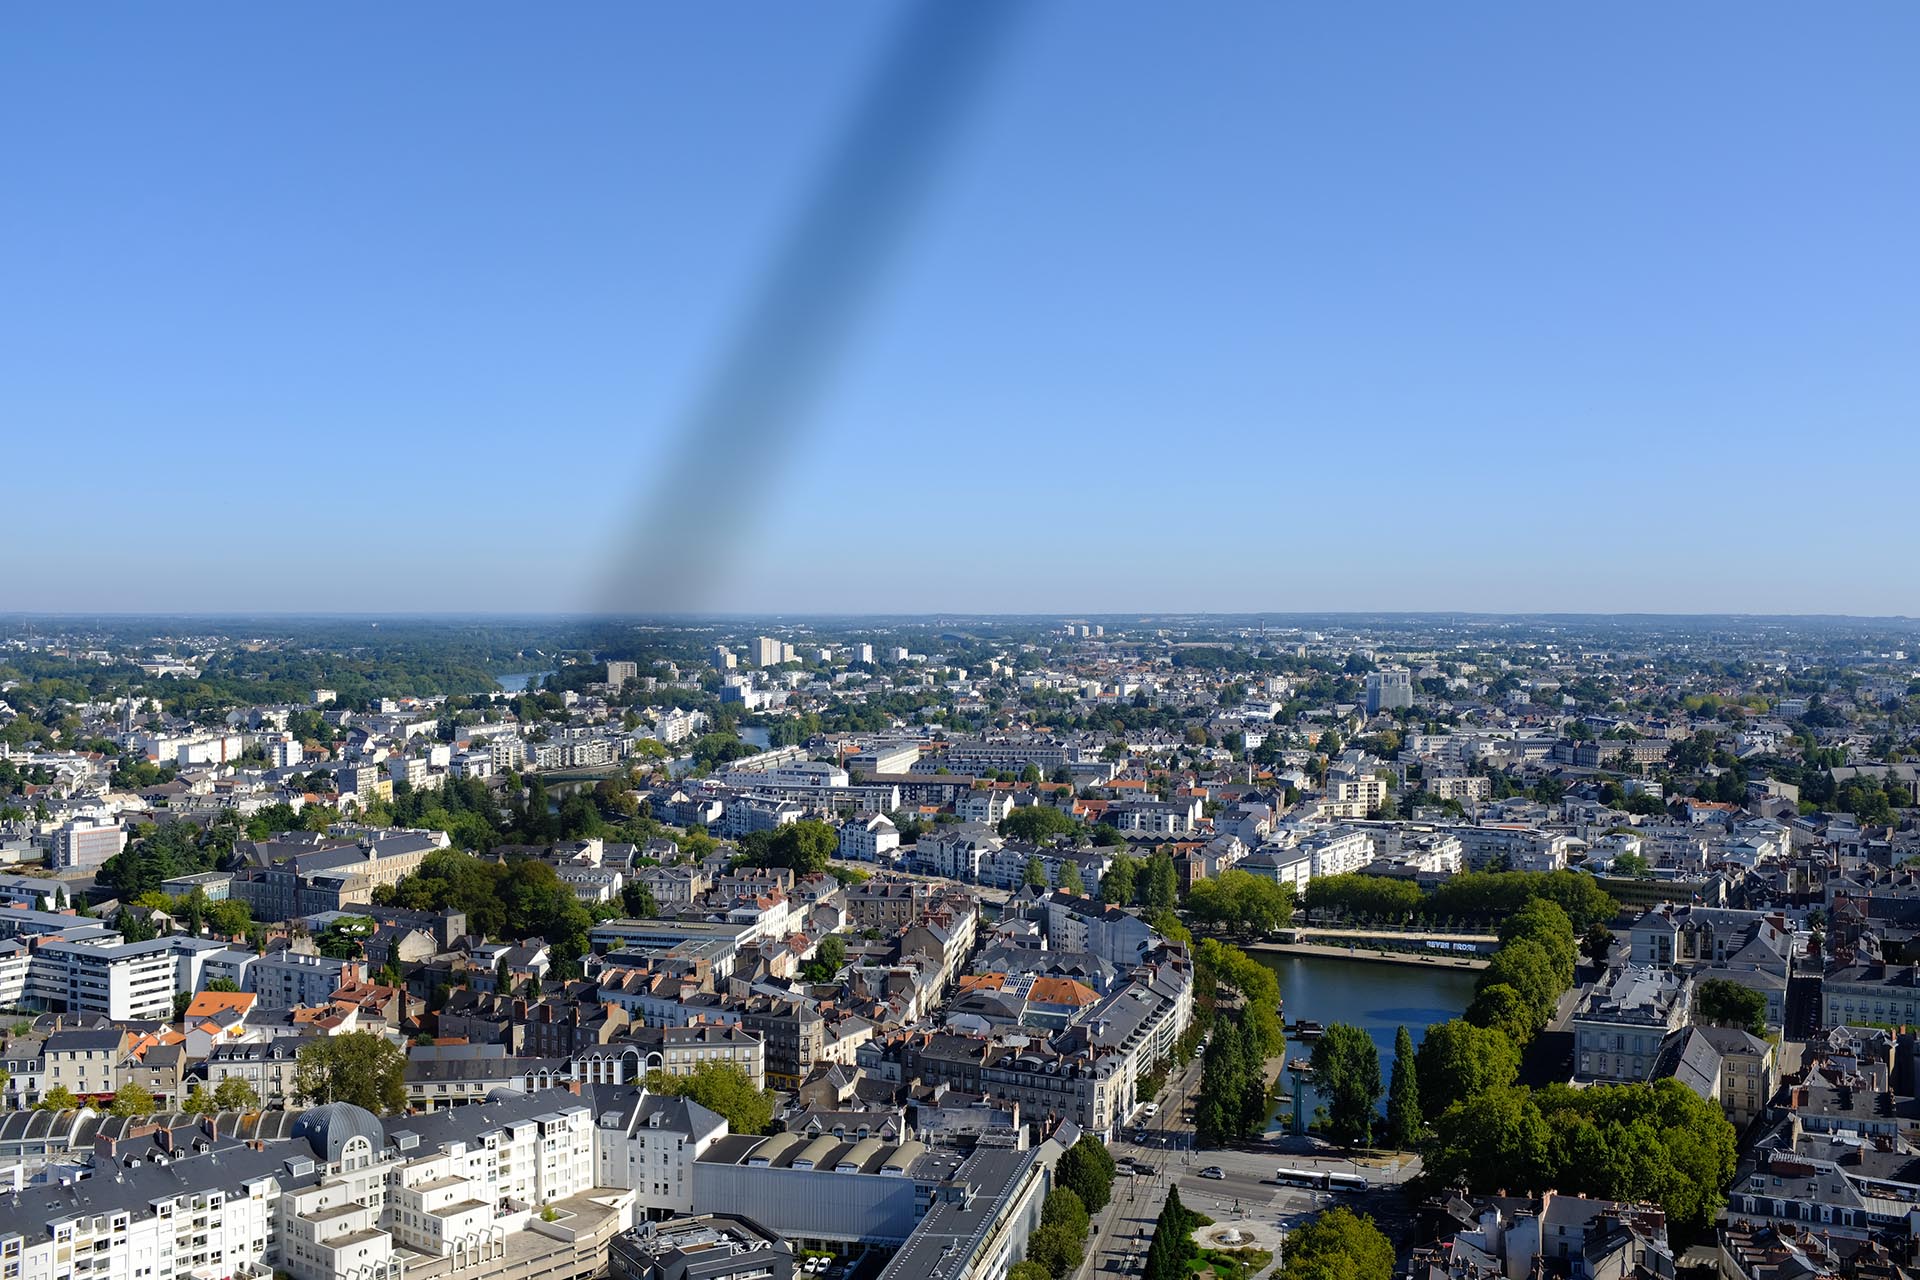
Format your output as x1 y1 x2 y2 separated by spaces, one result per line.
1254 951 1478 1127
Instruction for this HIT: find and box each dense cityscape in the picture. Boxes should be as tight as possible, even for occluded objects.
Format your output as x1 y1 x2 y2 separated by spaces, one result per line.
0 613 1916 1280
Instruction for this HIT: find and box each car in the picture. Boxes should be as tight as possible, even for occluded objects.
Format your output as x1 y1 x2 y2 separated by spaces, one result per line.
1114 1164 1135 1177
1141 1103 1159 1118
1199 1166 1225 1180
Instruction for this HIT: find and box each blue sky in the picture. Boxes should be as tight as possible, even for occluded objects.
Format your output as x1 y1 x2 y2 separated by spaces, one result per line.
3 3 1916 616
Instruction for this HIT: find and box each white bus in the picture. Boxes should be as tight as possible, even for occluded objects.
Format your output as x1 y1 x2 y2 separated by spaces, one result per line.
1274 1168 1368 1192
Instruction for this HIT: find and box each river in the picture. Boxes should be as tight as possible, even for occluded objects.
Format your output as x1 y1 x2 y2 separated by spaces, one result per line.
496 670 552 693
1254 950 1478 1126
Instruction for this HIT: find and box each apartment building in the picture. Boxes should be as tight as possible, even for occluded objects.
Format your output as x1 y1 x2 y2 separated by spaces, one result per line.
51 819 125 871
1573 966 1693 1084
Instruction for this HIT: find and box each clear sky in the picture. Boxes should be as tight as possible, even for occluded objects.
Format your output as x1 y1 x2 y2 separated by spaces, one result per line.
4 3 1917 616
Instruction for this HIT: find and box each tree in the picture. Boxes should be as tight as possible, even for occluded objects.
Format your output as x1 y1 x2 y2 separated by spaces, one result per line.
213 1076 261 1111
1278 1206 1395 1280
621 880 660 917
1100 855 1140 906
1054 1135 1115 1212
1041 1186 1089 1241
1386 1026 1421 1149
1143 850 1178 914
108 1082 156 1118
1415 1019 1520 1114
1464 983 1539 1049
642 1062 774 1136
1023 856 1048 889
172 990 194 1021
36 1085 81 1112
1196 1016 1249 1144
1583 923 1614 966
1473 939 1563 1035
1695 977 1768 1037
1002 806 1079 844
1142 1187 1200 1280
1187 870 1295 935
293 1031 408 1115
1425 1085 1554 1194
114 908 157 943
206 976 241 992
802 934 848 983
1499 898 1576 988
768 820 838 876
181 1084 218 1115
1612 851 1651 878
1009 1265 1051 1280
1059 861 1085 896
1310 1024 1382 1146
1024 1223 1085 1279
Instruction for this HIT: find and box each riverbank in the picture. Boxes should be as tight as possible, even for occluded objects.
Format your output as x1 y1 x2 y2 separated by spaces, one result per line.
1242 940 1489 970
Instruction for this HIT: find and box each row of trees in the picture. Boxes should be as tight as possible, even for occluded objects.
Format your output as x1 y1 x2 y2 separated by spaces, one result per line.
1184 870 1295 936
1463 898 1579 1048
1011 1136 1117 1280
1097 850 1181 914
1302 869 1617 931
1425 1080 1737 1233
1195 1012 1274 1143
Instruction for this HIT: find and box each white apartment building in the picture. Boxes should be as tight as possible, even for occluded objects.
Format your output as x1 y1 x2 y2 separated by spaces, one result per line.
52 820 125 871
838 814 900 863
592 1091 728 1216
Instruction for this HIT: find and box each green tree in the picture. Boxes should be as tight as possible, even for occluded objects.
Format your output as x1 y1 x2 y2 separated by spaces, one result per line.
1425 1085 1554 1193
213 1076 261 1111
292 1031 408 1115
1386 1025 1421 1149
1024 856 1048 888
108 1082 156 1118
181 1084 218 1115
1059 861 1085 896
1473 938 1563 1035
1582 923 1614 966
37 1085 81 1112
1499 898 1576 989
1041 1186 1090 1241
206 976 241 992
802 934 848 983
1054 1135 1116 1212
1196 1017 1248 1144
1415 1019 1520 1113
1142 1187 1200 1280
1143 850 1179 914
1100 855 1140 906
1463 983 1539 1049
1310 1024 1382 1146
768 820 838 876
1695 977 1768 1037
1001 805 1080 844
1278 1206 1395 1280
1024 1223 1085 1279
642 1062 775 1135
1009 1265 1051 1280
